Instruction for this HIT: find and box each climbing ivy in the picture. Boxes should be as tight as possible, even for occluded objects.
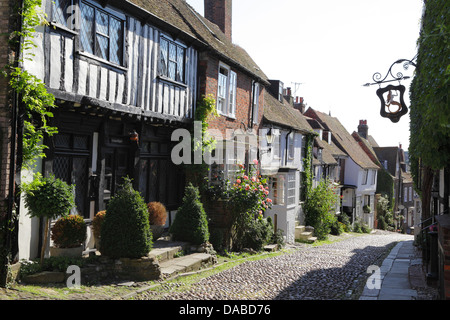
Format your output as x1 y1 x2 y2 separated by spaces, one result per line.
185 94 218 189
1 0 58 287
409 0 449 189
301 134 314 201
4 0 58 169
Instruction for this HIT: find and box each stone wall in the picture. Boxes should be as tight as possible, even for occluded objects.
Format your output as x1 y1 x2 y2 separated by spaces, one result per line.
23 256 161 285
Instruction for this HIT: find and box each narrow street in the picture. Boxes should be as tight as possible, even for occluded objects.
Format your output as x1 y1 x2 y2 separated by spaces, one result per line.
136 231 413 300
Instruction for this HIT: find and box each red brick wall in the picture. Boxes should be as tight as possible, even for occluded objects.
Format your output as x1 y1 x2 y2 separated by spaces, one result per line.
204 0 232 41
0 0 15 216
198 53 264 139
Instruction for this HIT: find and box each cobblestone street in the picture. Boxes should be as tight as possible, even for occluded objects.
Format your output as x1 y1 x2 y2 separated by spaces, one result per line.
1 231 436 301
136 231 414 300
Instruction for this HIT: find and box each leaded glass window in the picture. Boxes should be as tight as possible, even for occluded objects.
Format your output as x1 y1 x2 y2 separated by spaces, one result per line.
159 37 185 83
52 0 72 27
80 1 123 65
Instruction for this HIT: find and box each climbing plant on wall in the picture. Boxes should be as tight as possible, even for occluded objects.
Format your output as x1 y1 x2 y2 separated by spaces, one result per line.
301 134 315 201
5 0 58 169
409 0 449 218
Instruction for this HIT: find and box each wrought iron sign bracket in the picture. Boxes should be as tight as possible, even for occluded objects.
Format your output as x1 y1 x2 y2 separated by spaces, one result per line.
363 57 417 123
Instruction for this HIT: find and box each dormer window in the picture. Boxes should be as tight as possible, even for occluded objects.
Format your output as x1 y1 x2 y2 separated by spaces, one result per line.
278 82 283 102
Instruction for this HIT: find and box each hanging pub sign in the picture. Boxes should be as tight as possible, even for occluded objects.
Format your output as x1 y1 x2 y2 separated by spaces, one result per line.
363 58 416 123
376 84 408 123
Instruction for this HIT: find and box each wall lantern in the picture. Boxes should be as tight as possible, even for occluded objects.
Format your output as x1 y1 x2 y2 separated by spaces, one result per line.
129 130 139 143
266 127 275 145
363 58 416 123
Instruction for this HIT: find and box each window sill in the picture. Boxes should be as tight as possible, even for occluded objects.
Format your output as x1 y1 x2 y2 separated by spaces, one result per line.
217 111 236 120
157 75 188 88
49 22 79 36
76 50 127 72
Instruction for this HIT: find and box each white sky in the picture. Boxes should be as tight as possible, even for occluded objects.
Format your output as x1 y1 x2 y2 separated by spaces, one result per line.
186 0 424 150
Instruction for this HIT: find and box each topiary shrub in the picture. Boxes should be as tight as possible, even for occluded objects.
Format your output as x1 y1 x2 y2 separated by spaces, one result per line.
169 183 209 245
51 215 87 248
99 177 152 259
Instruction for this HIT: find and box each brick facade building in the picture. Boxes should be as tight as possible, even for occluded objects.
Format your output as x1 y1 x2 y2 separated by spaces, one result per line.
0 0 19 286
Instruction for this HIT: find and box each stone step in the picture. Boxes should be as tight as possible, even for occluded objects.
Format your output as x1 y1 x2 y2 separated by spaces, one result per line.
147 240 189 263
159 253 214 279
264 244 279 252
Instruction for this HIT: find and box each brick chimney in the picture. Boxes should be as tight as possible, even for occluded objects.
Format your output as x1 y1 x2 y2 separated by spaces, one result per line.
204 0 232 41
358 120 368 139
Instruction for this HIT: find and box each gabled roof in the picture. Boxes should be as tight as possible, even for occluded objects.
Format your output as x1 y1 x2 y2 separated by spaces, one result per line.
314 138 338 165
263 91 315 135
304 108 379 170
373 147 399 177
127 0 269 84
352 131 382 168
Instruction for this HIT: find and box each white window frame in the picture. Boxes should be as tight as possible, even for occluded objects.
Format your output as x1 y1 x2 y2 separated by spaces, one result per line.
216 62 237 118
371 169 376 185
252 82 260 124
287 172 296 206
288 132 295 159
362 169 368 185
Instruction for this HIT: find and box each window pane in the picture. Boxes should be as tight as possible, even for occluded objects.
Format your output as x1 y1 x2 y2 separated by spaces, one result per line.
95 34 109 60
159 38 168 76
229 71 237 115
95 10 109 35
168 61 176 81
176 46 184 82
110 18 123 64
168 43 177 80
169 42 176 61
53 0 71 26
80 3 94 54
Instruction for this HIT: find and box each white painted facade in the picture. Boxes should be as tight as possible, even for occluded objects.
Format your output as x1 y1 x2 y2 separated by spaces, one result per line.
343 157 377 229
261 127 304 243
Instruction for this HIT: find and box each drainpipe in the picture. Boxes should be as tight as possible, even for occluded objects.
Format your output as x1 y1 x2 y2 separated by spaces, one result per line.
285 129 292 166
249 80 256 129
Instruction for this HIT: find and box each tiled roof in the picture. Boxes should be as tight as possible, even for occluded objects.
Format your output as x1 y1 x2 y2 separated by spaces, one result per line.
373 147 399 177
127 0 269 83
304 108 379 170
314 138 338 165
263 91 315 135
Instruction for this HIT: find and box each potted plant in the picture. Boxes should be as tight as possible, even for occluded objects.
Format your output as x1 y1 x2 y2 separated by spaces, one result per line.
21 173 75 265
92 210 106 250
147 202 167 240
50 215 87 257
363 204 372 213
